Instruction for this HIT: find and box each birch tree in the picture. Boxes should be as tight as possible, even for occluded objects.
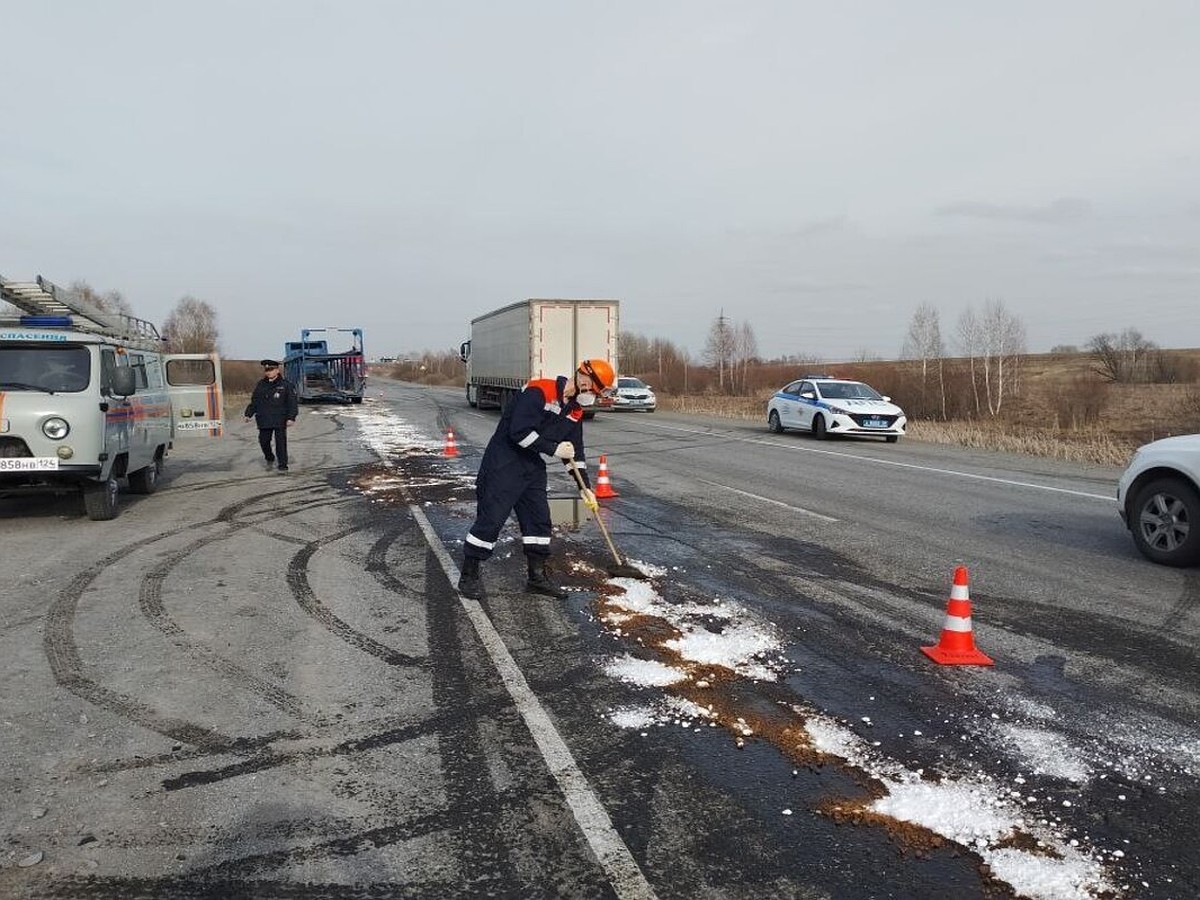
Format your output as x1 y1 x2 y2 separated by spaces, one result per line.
902 302 946 419
979 298 1026 414
734 321 759 394
956 307 983 415
957 299 1026 416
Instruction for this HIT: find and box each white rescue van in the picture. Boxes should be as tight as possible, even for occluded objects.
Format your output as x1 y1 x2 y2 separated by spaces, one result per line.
0 275 223 520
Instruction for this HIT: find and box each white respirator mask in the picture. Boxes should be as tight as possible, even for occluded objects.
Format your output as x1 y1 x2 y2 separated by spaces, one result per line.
575 392 597 408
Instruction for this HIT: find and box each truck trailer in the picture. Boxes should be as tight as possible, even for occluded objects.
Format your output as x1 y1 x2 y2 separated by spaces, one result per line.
283 327 366 404
459 299 619 416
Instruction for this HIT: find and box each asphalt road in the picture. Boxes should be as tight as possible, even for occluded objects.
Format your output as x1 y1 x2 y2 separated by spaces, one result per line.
2 378 1196 899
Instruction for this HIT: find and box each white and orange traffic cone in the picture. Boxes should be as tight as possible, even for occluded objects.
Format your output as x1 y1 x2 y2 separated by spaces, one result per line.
921 566 994 666
593 454 619 498
444 429 459 458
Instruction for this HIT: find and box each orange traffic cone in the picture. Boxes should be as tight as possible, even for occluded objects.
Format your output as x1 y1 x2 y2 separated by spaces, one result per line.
444 429 459 457
593 454 619 498
921 567 994 666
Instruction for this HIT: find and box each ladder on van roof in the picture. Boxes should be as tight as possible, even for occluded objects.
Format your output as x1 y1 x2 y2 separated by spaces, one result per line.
0 274 164 350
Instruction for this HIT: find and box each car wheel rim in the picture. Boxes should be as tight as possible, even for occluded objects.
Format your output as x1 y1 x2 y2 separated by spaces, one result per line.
1140 493 1189 552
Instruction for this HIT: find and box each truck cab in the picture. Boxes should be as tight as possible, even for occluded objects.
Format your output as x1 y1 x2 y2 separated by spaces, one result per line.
0 276 223 520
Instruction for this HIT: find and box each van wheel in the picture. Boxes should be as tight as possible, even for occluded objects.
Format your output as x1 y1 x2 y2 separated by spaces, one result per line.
82 477 120 520
128 460 161 495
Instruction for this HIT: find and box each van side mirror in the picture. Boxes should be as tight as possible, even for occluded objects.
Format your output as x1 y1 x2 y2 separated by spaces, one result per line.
110 367 137 397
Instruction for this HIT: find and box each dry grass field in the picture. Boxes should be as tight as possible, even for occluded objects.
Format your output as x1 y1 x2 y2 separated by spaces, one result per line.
660 350 1200 467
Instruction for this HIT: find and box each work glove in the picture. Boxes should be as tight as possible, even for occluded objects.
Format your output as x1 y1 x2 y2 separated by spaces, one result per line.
553 441 575 460
580 487 599 512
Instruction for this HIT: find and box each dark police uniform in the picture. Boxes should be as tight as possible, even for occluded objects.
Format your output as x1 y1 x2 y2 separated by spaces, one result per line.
245 374 299 469
464 376 593 562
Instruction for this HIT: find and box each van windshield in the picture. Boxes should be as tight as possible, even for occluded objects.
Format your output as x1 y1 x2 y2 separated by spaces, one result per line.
0 346 91 393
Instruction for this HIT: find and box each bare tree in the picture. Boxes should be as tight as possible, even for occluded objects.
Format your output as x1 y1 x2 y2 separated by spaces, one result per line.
733 321 759 394
974 298 1026 415
703 311 736 392
1087 328 1158 383
618 331 652 375
70 280 134 317
955 308 983 415
162 296 220 353
902 302 946 419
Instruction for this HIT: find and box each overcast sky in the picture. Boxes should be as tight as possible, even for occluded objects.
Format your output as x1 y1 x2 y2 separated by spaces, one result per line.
2 1 1197 362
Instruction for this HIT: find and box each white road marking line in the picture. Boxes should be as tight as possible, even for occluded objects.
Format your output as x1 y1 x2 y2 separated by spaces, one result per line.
409 504 658 900
637 421 1115 501
693 478 839 522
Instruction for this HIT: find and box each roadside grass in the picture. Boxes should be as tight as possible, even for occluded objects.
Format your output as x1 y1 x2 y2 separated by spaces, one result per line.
657 394 1140 467
285 367 1199 469
223 391 249 421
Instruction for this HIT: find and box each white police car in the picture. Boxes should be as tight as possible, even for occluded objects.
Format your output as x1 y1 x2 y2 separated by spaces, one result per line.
611 376 656 412
1117 433 1200 567
766 375 906 443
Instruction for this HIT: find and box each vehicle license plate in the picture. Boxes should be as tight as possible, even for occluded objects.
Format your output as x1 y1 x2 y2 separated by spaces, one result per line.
0 457 59 471
863 418 887 428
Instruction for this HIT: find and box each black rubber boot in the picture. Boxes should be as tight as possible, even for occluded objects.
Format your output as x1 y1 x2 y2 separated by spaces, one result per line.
526 561 567 599
458 556 485 600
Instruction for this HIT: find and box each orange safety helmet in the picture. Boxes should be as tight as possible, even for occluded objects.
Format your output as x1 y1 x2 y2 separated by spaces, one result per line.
577 358 616 391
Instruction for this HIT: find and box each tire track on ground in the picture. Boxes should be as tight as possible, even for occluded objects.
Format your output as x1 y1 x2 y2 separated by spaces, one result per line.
138 497 358 727
43 487 344 749
286 525 427 667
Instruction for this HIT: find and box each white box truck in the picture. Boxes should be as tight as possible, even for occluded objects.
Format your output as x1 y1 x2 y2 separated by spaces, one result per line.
459 299 619 417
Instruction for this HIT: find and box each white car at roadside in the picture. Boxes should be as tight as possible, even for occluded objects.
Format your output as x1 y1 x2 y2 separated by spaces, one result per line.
611 376 656 412
1117 433 1200 567
767 376 906 443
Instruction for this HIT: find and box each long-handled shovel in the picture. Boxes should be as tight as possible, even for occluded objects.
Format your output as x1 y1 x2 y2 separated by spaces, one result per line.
567 458 649 580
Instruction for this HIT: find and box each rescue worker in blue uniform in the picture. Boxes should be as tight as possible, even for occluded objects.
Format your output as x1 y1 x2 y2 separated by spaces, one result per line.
458 358 616 600
243 359 299 471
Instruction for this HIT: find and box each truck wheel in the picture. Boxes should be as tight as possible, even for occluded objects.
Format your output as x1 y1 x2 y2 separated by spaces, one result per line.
351 396 363 404
466 384 478 408
128 460 161 495
82 477 120 520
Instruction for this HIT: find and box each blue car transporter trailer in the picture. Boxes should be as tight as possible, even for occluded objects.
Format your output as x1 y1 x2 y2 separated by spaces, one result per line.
282 327 366 404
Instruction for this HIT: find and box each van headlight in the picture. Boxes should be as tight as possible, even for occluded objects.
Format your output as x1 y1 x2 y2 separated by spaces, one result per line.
42 417 70 439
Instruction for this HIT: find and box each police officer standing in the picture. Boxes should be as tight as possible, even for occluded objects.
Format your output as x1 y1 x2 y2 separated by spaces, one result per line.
243 359 299 471
458 358 616 600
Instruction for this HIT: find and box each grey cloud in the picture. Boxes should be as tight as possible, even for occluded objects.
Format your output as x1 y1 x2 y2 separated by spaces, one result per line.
1042 239 1199 265
765 279 872 294
937 198 1093 224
